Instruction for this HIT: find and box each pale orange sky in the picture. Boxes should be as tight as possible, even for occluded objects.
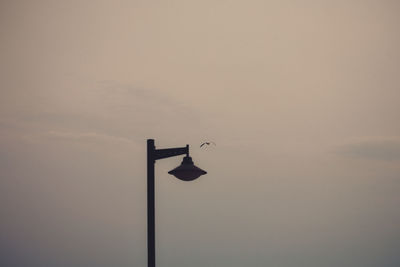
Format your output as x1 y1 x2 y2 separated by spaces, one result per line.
1 1 400 266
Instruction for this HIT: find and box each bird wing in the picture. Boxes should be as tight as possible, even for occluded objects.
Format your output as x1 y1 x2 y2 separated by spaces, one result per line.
200 141 217 147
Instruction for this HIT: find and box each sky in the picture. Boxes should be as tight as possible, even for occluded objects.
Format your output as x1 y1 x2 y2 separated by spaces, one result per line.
1 0 400 266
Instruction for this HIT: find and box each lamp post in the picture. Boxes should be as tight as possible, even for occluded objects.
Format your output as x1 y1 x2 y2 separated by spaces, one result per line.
147 139 207 267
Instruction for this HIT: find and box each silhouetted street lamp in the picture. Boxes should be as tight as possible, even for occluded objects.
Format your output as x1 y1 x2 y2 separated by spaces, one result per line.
147 139 207 267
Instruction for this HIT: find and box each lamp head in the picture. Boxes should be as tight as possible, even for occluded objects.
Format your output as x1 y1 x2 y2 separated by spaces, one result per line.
168 156 207 181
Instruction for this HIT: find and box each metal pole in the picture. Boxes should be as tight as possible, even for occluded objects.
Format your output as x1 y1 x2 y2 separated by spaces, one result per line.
147 139 155 267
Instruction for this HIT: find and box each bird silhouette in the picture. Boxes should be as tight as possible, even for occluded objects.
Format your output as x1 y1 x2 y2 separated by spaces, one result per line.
200 141 216 148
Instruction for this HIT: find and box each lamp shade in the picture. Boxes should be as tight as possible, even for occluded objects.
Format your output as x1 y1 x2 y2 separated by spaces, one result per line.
168 156 207 181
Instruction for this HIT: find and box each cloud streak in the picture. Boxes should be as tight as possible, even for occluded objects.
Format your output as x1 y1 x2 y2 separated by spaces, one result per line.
335 137 400 161
46 130 137 145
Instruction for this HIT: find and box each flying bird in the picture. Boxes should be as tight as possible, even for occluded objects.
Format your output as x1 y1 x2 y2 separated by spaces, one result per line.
200 141 216 148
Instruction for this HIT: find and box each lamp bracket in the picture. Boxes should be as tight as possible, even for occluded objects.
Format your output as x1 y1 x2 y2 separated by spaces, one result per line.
154 145 189 160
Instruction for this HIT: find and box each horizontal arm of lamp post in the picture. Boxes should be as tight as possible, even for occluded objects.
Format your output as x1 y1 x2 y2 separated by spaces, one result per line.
153 145 189 160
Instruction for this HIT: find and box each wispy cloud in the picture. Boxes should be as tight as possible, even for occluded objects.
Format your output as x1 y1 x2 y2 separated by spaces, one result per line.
97 80 197 116
1 80 203 144
335 137 400 161
46 130 136 146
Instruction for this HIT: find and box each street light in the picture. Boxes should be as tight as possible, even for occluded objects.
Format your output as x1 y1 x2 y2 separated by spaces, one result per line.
147 139 207 267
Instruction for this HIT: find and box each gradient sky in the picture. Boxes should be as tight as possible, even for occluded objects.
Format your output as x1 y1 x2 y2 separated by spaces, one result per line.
1 1 400 266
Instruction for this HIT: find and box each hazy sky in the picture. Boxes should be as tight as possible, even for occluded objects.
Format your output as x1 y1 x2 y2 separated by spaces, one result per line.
1 1 400 266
